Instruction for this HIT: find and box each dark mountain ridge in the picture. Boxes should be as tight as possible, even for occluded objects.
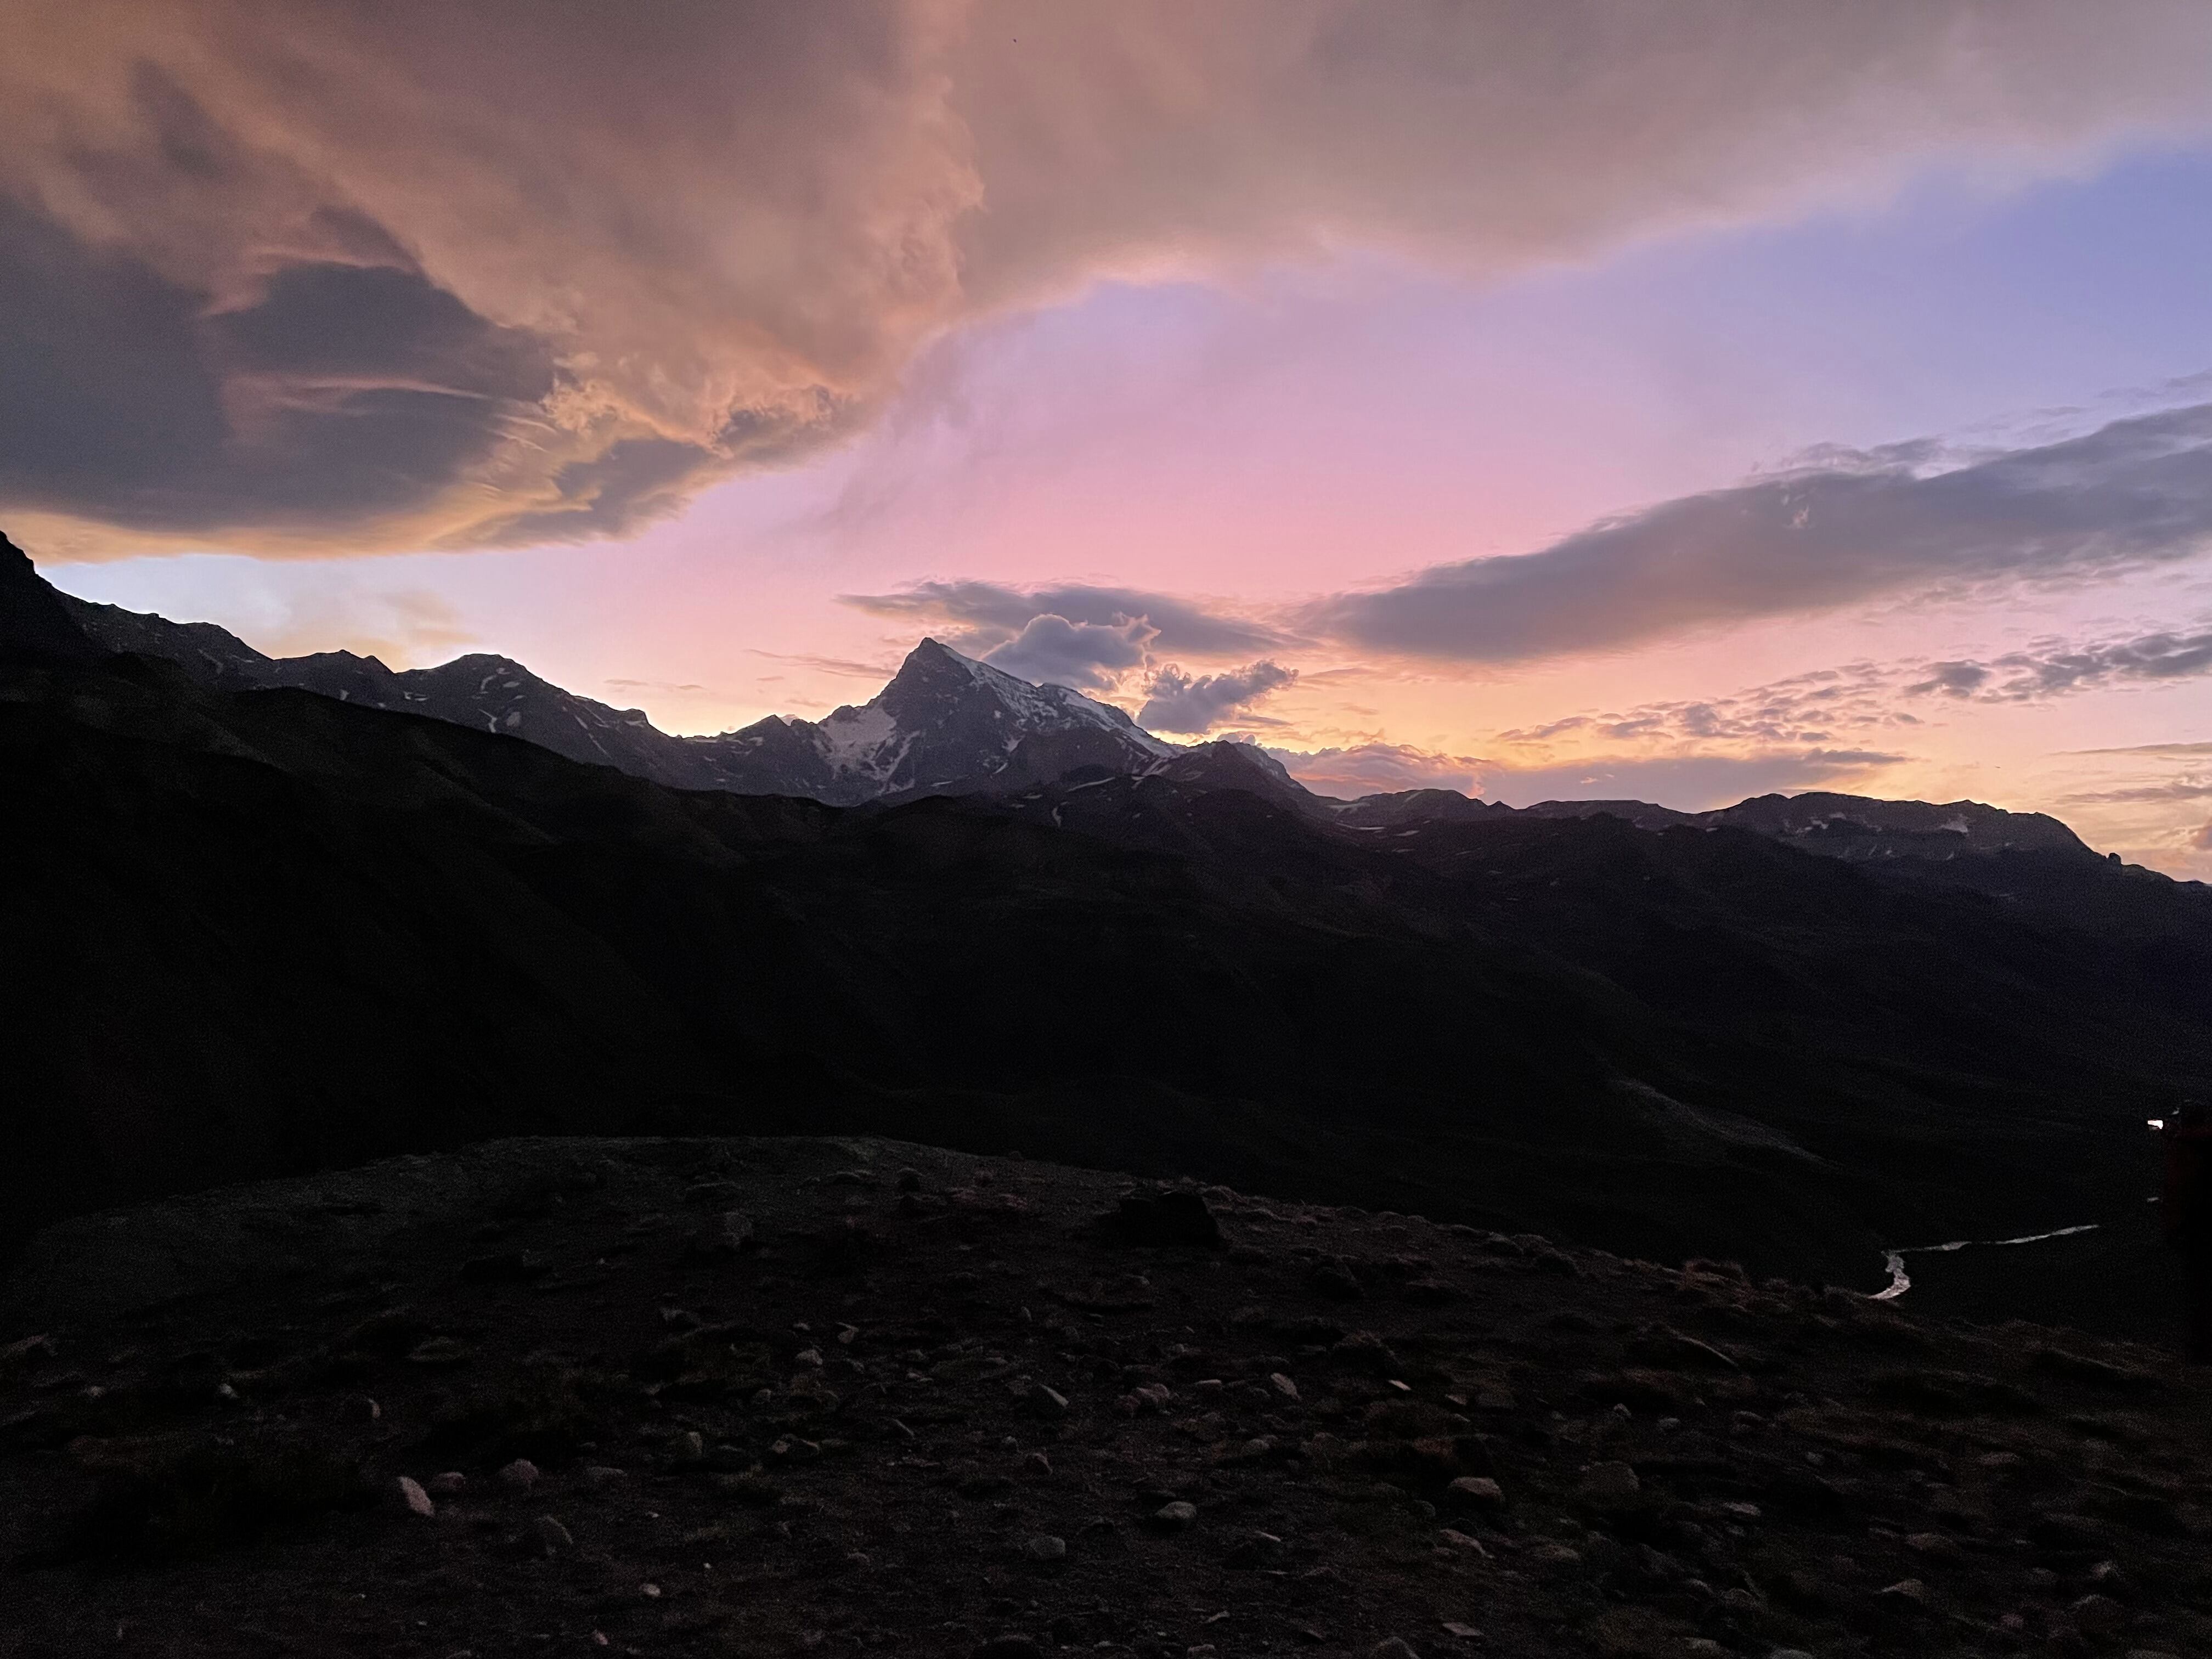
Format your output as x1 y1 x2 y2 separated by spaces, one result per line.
55 573 2112 874
7 535 2210 1340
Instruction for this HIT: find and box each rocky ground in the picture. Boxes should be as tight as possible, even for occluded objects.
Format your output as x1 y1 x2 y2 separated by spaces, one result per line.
2 1137 2208 1659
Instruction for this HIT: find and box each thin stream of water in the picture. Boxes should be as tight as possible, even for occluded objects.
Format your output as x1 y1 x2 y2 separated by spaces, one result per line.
1872 1223 2102 1301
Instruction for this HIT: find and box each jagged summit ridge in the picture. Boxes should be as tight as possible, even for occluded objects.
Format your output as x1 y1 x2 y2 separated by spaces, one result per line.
772 635 1176 802
35 540 2107 855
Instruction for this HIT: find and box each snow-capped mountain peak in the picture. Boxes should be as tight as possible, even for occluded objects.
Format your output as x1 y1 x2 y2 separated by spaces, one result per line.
760 637 1173 800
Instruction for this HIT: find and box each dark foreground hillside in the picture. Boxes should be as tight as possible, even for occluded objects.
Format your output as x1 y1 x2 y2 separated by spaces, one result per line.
4 1137 2208 1659
5 636 2210 1330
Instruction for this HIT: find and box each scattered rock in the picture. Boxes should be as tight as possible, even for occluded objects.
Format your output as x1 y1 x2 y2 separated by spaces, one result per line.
529 1515 573 1556
685 1210 755 1260
404 1336 470 1368
1149 1500 1199 1532
1106 1189 1224 1249
2069 1594 2126 1634
1447 1476 1504 1510
460 1251 548 1284
498 1458 540 1491
1305 1260 1363 1301
395 1476 434 1517
1268 1372 1301 1402
1028 1383 1069 1418
1575 1461 1640 1509
1021 1534 1066 1561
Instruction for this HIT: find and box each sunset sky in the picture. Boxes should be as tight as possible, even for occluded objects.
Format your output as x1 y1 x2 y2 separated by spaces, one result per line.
12 3 2212 873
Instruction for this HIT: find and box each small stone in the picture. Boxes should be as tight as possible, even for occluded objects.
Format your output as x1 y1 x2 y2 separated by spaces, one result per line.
689 1210 754 1257
1030 1384 1069 1418
1268 1372 1301 1402
1440 1625 1481 1641
640 1582 661 1598
1437 1528 1488 1555
531 1515 574 1555
405 1336 471 1368
895 1167 922 1193
343 1395 381 1422
674 1430 706 1462
1022 1534 1067 1561
498 1458 540 1491
1447 1476 1504 1509
1769 1650 1818 1659
2069 1594 2125 1634
583 1465 627 1489
1575 1461 1640 1507
396 1476 435 1517
1109 1189 1223 1249
1875 1578 1931 1605
1022 1452 1052 1477
1151 1500 1199 1532
1904 1531 1960 1560
794 1347 824 1368
427 1471 467 1496
1371 1642 1419 1659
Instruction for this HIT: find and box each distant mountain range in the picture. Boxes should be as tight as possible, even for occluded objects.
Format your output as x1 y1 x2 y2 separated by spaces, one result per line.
58 592 1170 804
9 531 2207 1337
58 581 2095 864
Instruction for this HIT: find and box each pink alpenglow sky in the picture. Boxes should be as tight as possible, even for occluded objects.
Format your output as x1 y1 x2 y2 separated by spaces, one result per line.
13 3 2212 873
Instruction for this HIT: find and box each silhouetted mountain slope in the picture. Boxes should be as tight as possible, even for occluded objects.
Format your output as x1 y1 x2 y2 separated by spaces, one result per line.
58 576 2117 881
0 532 99 664
61 590 1170 803
6 630 2210 1336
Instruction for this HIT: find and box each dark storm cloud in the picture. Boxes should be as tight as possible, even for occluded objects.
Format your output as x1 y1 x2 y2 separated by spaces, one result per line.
1920 628 2212 698
1138 662 1298 733
0 192 555 534
1307 407 2212 662
979 614 1156 691
843 580 1286 658
9 1 2212 554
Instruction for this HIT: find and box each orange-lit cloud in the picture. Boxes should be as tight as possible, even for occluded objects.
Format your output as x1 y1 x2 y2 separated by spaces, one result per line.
9 1 2212 556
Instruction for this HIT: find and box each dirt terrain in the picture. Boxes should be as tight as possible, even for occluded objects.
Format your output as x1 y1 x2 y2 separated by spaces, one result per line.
3 1137 2208 1658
